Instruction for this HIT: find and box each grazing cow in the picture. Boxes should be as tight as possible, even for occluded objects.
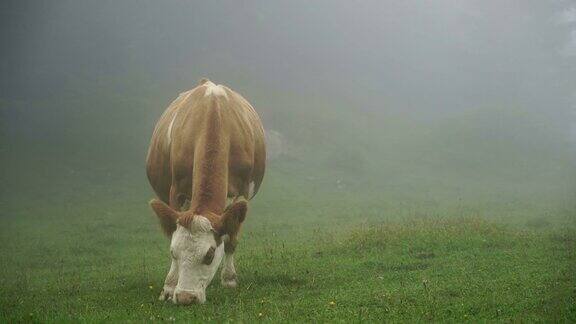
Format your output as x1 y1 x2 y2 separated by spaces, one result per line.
146 79 266 304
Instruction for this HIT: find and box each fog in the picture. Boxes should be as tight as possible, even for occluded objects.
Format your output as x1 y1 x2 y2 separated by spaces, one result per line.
1 0 575 224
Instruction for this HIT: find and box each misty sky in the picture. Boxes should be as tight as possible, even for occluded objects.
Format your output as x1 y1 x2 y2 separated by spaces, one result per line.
2 1 574 122
1 0 575 213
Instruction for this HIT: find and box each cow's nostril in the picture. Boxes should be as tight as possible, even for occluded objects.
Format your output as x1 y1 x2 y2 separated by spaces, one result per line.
175 291 199 305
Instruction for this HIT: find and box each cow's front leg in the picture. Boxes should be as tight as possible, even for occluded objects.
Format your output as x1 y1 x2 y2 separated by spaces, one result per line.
220 237 239 288
221 252 237 288
220 197 247 289
159 259 179 301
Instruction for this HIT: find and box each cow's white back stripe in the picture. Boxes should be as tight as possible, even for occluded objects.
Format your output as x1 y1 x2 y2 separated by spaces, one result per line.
167 111 178 145
204 81 228 99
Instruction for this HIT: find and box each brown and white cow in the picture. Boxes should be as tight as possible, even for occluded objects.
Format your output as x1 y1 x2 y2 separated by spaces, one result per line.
146 79 265 304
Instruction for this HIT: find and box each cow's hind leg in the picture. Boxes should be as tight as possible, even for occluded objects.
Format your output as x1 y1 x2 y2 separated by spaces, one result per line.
169 181 190 211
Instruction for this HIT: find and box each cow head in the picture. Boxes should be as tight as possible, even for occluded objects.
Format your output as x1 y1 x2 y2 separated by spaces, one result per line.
149 199 247 304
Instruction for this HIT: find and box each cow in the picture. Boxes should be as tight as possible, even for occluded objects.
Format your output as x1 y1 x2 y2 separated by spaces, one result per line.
145 79 266 304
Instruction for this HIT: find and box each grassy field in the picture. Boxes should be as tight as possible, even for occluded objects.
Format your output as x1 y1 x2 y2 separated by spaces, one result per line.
2 1 576 320
1 90 575 322
0 163 575 323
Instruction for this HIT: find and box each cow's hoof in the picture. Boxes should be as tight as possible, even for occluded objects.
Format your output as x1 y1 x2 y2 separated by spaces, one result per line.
222 278 237 288
158 286 174 301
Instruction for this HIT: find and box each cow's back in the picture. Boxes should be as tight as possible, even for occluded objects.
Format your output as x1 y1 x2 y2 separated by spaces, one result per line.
146 81 266 208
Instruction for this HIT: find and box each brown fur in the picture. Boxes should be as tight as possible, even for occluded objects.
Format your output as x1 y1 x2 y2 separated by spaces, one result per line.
146 79 265 241
220 199 247 253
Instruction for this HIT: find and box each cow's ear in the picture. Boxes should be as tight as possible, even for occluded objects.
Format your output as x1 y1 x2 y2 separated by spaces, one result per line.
149 199 179 237
220 199 248 237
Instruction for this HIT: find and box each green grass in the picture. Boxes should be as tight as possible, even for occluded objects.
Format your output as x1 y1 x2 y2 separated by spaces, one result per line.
0 68 576 322
0 174 574 322
1 92 575 322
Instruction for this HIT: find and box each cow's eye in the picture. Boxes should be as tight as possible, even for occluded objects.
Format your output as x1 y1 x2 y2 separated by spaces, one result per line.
202 246 215 265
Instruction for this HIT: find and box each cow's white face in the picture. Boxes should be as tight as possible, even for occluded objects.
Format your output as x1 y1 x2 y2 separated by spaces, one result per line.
149 198 247 305
170 217 224 304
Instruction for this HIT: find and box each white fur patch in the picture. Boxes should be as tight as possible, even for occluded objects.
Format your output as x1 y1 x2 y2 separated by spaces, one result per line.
248 181 255 198
166 111 178 145
188 215 214 233
221 234 230 243
226 197 234 208
204 81 228 99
